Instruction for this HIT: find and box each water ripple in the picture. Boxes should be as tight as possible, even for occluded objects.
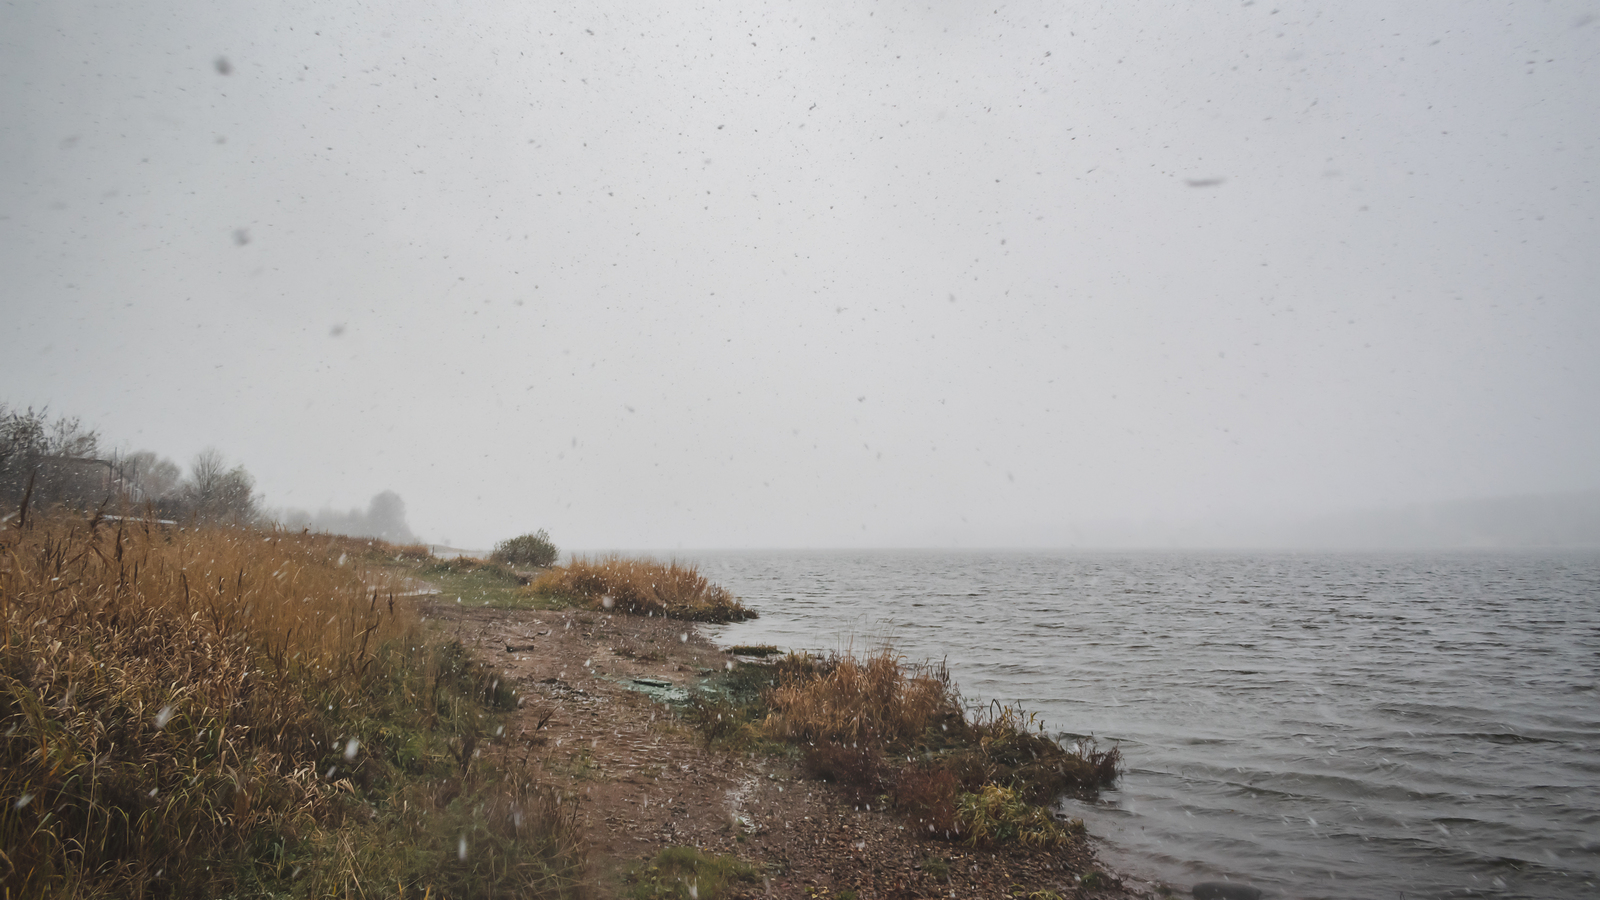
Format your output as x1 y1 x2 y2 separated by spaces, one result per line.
703 549 1600 900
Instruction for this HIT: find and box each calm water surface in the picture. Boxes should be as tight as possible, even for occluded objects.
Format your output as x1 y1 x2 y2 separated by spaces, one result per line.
693 551 1600 900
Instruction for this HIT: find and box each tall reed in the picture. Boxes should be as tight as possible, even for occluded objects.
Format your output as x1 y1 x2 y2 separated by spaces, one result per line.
0 512 561 897
762 648 955 747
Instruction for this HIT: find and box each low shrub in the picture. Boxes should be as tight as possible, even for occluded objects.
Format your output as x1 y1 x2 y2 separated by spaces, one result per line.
530 556 755 623
800 741 884 802
491 529 560 568
891 764 961 837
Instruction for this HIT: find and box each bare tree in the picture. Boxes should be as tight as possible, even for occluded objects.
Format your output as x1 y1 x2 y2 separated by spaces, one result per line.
183 448 259 524
118 450 183 502
188 448 227 498
0 405 107 511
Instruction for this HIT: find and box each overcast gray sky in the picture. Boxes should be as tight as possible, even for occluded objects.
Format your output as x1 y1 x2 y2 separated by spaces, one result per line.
3 0 1597 549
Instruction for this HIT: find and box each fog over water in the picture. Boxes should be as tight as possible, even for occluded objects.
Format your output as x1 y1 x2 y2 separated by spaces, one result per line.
3 1 1598 549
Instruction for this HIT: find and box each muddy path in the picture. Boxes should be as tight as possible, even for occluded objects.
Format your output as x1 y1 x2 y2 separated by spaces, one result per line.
418 598 1153 899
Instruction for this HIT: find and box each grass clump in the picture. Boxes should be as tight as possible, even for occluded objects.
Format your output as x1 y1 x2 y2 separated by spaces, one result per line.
623 846 757 900
696 647 1119 846
955 784 1077 848
530 555 755 623
957 702 1123 805
726 644 781 657
0 512 586 899
295 759 586 900
763 649 955 748
687 695 763 752
491 529 559 569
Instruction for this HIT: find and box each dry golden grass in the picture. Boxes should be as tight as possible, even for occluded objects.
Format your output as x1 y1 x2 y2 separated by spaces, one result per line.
530 555 754 622
763 648 955 747
0 514 411 896
296 529 433 563
0 512 586 898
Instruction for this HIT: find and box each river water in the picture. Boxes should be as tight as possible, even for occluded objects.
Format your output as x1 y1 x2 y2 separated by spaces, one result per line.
693 550 1600 900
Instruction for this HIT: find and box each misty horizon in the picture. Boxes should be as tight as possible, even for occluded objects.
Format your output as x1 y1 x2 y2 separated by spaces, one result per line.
5 1 1597 549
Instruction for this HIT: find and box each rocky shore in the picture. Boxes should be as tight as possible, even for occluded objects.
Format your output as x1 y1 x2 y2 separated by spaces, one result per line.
421 596 1159 899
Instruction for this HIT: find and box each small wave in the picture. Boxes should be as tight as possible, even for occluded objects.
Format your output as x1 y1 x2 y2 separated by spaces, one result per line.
701 548 1600 900
1444 731 1561 745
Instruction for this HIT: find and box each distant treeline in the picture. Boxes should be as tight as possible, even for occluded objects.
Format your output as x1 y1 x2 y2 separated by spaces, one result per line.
0 405 256 523
0 405 416 541
271 491 418 544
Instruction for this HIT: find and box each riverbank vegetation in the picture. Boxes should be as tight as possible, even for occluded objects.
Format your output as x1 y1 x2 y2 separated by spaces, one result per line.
698 647 1120 847
529 556 755 622
490 529 560 569
3 397 1120 897
0 513 585 898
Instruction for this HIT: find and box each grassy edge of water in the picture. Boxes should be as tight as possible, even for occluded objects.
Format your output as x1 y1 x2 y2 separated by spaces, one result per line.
528 556 756 622
4 515 1125 897
688 648 1119 848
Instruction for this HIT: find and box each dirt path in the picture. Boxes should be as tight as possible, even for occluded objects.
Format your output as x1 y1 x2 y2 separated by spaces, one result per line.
419 598 1155 900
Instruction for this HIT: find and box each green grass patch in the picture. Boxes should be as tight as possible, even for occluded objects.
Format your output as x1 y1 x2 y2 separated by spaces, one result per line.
424 557 569 610
622 846 758 900
955 784 1081 848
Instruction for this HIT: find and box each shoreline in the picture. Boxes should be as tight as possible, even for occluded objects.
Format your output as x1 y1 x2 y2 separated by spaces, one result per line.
421 594 1161 899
